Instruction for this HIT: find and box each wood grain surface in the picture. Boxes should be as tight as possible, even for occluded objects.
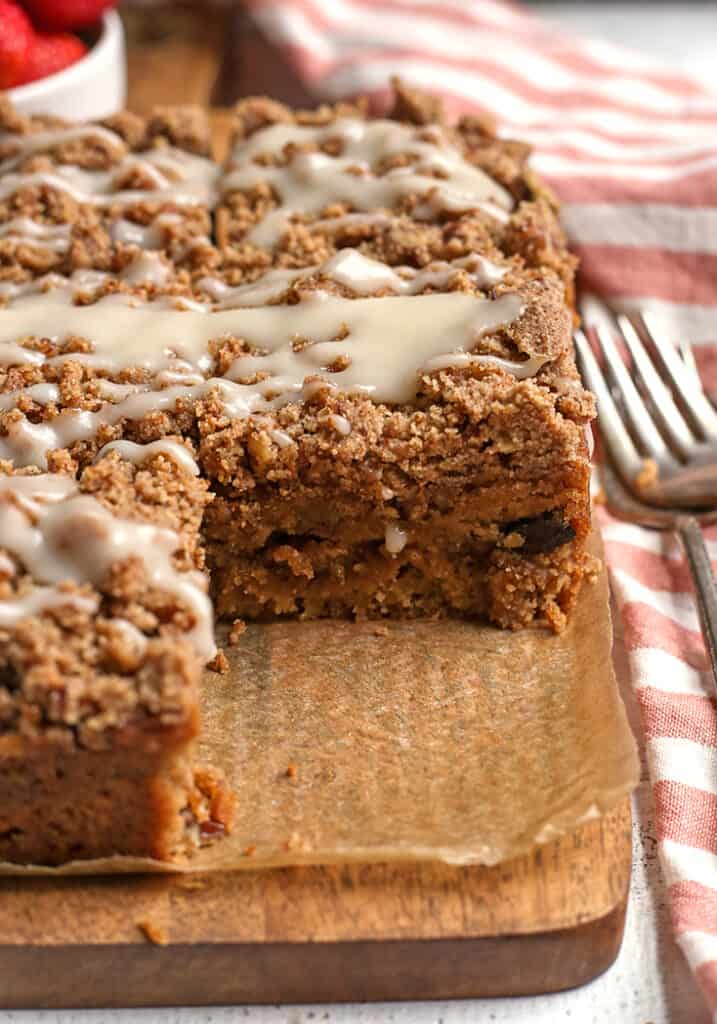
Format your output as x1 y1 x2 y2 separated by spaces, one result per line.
123 8 227 113
123 5 316 115
0 799 631 1007
0 13 634 1008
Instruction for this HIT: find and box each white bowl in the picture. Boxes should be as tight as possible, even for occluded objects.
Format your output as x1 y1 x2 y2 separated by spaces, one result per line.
7 10 127 121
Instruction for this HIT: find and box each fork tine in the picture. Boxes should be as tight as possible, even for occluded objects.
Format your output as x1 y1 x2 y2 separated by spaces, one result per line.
678 335 701 384
615 314 695 459
588 320 676 464
640 311 717 441
676 335 717 413
578 294 615 341
574 329 645 486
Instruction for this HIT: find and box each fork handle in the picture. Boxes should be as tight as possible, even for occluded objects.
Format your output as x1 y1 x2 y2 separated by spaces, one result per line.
676 515 717 685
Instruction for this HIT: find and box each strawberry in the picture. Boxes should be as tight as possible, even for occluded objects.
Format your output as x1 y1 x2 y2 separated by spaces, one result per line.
20 0 115 32
0 1 34 89
16 30 87 85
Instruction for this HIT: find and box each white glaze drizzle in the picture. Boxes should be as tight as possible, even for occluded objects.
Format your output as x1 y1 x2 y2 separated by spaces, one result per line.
0 474 96 625
199 266 309 308
198 250 505 308
223 118 514 246
0 217 72 253
328 413 351 436
110 212 178 247
0 382 58 410
0 125 124 175
322 249 505 295
384 523 408 554
97 439 199 476
107 617 149 659
0 290 539 467
0 474 215 659
0 252 173 304
0 586 100 629
0 145 218 209
0 210 195 260
120 251 172 287
269 428 293 448
0 342 44 366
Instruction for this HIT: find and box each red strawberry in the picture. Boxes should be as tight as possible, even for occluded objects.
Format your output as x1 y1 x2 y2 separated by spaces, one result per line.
0 1 34 89
16 30 87 85
20 0 114 32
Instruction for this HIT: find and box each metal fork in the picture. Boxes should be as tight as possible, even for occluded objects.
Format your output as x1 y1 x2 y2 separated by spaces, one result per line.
574 299 717 683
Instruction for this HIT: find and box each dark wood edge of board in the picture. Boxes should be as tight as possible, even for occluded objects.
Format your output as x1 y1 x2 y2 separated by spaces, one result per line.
0 893 629 1008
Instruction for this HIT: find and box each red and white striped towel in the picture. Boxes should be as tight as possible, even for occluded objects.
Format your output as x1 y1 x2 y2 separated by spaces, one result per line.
243 0 717 1013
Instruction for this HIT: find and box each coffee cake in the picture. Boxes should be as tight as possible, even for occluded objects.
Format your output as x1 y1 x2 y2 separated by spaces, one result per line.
0 81 595 864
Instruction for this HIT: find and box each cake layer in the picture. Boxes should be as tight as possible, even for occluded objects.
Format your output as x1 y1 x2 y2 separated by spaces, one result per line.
207 528 593 632
0 717 229 865
200 354 593 629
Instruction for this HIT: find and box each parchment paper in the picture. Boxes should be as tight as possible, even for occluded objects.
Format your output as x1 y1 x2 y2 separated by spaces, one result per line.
1 531 639 875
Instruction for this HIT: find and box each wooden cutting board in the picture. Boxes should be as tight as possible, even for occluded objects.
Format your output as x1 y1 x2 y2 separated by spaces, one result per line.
0 569 633 1006
0 799 631 1007
0 11 633 1008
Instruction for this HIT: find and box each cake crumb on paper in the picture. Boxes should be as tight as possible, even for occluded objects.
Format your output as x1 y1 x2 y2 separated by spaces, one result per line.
137 919 168 946
228 618 246 645
208 649 229 674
